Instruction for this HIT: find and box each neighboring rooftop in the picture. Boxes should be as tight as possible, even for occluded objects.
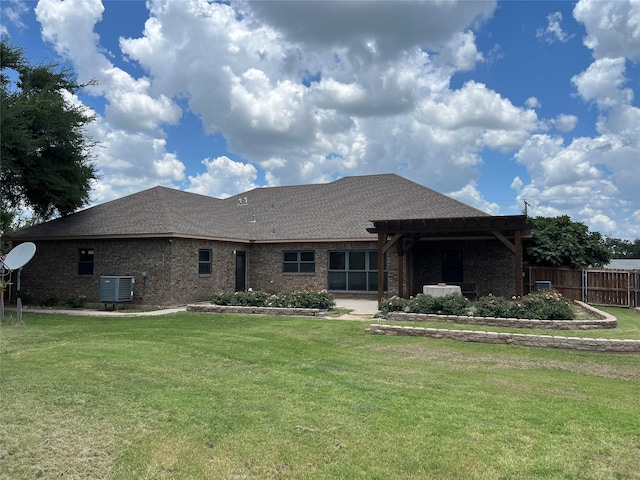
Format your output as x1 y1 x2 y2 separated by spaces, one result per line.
9 174 488 242
604 259 640 270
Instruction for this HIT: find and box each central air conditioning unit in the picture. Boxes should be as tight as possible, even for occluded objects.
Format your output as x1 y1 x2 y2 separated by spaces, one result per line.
99 276 135 303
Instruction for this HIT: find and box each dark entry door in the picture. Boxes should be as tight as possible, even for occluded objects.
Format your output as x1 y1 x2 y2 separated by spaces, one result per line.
235 251 246 291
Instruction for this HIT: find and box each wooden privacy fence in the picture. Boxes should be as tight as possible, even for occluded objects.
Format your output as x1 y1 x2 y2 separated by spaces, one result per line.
525 267 640 308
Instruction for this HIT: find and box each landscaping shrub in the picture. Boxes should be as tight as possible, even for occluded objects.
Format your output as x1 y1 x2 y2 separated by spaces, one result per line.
518 290 574 320
474 291 574 320
380 290 575 320
37 294 59 307
66 295 86 309
209 289 335 309
473 294 517 318
378 296 411 314
379 294 469 315
409 293 470 316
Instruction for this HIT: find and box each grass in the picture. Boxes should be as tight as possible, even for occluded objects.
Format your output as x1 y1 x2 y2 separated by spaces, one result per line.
1 309 639 479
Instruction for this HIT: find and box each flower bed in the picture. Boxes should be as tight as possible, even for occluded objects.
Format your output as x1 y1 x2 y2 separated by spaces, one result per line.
385 301 616 329
208 289 335 310
379 291 575 320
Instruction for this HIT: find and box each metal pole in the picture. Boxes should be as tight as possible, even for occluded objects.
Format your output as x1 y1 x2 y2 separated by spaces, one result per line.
16 267 22 323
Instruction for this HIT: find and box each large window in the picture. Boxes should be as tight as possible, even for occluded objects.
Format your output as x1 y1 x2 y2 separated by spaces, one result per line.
328 250 386 291
198 249 212 275
78 249 94 275
283 251 315 273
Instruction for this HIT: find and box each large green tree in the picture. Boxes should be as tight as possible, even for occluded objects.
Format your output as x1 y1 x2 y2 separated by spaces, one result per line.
525 216 611 268
1 38 97 233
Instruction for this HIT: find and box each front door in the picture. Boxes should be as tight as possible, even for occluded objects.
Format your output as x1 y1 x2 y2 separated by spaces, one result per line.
235 251 246 291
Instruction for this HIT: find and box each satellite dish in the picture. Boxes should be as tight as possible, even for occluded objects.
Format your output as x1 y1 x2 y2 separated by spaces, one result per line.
2 242 36 271
1 242 36 324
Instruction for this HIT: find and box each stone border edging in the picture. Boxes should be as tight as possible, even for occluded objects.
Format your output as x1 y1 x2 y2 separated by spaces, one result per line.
186 304 324 317
365 324 640 352
385 301 617 330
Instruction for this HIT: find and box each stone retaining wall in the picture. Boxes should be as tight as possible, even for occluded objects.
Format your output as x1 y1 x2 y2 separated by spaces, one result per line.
365 324 640 352
186 304 324 317
385 301 617 330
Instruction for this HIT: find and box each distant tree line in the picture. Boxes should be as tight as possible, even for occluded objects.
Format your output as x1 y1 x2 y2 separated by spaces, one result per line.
604 237 640 259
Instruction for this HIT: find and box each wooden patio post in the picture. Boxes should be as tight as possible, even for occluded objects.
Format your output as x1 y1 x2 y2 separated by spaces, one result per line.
514 229 523 297
377 233 385 303
396 240 404 299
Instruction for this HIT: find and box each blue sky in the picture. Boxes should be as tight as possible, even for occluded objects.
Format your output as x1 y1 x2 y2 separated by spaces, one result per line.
2 0 639 239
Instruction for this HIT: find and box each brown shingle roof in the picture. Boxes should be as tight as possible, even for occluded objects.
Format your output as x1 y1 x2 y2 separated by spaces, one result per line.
9 174 488 242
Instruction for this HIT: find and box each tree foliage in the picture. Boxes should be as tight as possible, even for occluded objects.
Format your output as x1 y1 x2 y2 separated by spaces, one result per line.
604 237 640 259
525 216 611 268
1 38 97 231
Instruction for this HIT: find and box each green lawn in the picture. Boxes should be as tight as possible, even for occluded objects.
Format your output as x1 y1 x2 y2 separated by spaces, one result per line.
1 309 639 479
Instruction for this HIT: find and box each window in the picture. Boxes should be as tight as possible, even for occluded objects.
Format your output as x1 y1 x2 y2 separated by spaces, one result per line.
283 251 315 273
198 249 212 275
78 249 94 275
328 250 386 291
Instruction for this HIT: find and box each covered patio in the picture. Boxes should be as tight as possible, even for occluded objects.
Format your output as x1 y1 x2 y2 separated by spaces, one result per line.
368 215 534 302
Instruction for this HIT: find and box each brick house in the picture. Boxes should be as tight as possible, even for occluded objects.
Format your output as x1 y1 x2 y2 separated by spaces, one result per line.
7 174 531 306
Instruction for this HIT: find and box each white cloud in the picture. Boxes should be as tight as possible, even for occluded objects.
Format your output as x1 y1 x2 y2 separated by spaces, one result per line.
187 156 258 198
1 0 29 30
433 30 484 72
571 57 633 110
525 97 540 109
34 0 187 201
537 11 573 44
245 0 496 61
448 183 500 215
585 211 617 232
551 114 578 132
573 0 640 59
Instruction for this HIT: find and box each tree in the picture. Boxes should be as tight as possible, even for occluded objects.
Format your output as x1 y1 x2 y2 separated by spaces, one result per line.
525 216 611 268
1 38 97 233
605 236 640 258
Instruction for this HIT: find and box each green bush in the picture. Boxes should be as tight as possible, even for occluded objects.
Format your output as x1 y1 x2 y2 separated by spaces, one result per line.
378 296 410 314
66 295 86 309
473 295 517 318
474 291 574 320
412 294 470 315
37 294 59 307
209 290 335 310
379 294 469 315
380 291 575 320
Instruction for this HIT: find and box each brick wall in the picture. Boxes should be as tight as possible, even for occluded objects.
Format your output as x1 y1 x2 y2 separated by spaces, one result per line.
410 239 515 298
18 238 243 306
17 237 517 306
247 241 396 297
